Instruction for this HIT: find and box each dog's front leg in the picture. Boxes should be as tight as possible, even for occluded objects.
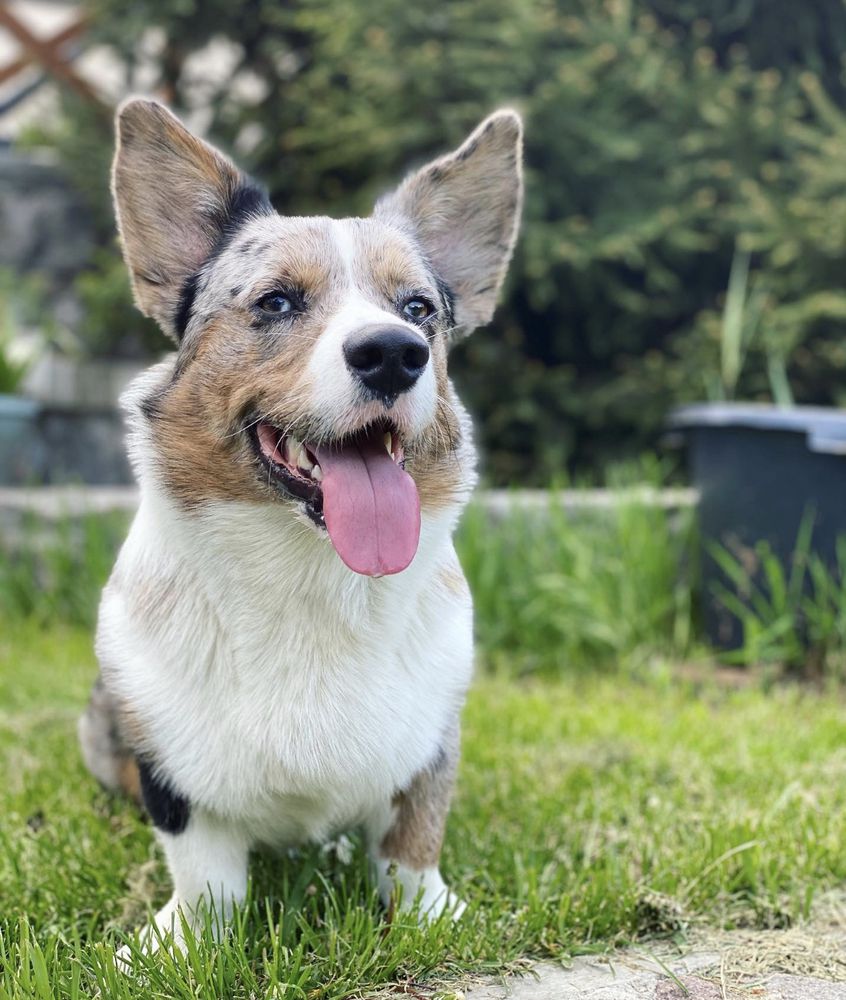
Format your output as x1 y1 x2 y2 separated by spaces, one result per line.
119 767 249 966
365 722 466 921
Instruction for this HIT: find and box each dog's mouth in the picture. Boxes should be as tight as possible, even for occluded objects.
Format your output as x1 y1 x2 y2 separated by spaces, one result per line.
249 418 421 577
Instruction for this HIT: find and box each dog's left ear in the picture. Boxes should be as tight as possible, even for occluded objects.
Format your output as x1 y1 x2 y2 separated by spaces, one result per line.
376 110 523 337
112 99 270 341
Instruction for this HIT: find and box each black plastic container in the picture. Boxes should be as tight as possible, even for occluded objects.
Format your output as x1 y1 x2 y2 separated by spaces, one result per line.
669 403 846 649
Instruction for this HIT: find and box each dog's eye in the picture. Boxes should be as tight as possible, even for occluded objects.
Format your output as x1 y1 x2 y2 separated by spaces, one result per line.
257 292 295 315
401 298 434 323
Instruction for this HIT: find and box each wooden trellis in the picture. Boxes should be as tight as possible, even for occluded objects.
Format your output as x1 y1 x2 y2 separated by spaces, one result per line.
0 4 107 114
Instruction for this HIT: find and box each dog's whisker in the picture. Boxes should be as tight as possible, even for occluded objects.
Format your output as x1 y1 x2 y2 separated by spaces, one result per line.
220 415 264 443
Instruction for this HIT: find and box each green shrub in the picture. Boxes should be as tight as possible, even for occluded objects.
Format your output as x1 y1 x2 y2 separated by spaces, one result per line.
74 248 166 359
0 270 49 393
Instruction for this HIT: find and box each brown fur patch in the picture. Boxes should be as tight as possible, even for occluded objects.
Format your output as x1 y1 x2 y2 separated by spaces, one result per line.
437 561 469 598
141 313 319 507
408 363 474 512
379 721 460 870
352 225 439 302
78 672 145 805
115 701 149 756
117 755 143 804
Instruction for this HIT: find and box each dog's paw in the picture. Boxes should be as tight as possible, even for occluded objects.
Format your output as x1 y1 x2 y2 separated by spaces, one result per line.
415 884 467 922
381 864 468 923
443 890 468 922
114 942 136 975
114 896 190 972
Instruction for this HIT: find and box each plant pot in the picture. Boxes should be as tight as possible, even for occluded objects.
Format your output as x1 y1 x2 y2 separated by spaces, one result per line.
0 394 40 485
668 403 846 651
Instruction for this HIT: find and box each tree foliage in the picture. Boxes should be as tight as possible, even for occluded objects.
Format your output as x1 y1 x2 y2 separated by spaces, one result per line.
36 0 846 482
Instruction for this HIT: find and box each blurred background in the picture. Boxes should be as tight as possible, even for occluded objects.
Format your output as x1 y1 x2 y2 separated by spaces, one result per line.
6 0 846 480
3 0 846 674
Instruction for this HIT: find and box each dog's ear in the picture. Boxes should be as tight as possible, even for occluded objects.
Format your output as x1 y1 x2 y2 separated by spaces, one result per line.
376 110 523 338
112 98 270 341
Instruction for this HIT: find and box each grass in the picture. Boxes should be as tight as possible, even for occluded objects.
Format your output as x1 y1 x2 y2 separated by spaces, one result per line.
4 616 846 998
461 490 695 675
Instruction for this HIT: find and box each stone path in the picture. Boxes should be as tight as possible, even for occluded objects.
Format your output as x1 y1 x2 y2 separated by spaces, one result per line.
465 899 846 999
465 916 846 1000
466 951 846 999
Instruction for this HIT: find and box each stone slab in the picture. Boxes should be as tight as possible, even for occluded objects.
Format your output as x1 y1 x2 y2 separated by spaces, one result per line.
465 954 846 1000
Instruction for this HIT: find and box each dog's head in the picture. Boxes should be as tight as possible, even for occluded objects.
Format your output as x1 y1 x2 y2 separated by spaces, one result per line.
113 100 522 576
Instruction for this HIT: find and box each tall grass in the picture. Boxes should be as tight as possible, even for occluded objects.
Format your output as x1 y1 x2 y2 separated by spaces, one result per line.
7 494 840 679
0 487 696 676
458 491 696 675
711 512 846 679
0 511 126 628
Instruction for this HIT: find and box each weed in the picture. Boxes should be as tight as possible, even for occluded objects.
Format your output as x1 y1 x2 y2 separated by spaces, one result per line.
710 510 846 678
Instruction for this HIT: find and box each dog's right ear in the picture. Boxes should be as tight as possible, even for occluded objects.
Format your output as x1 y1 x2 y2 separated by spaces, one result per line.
376 111 523 339
112 99 270 341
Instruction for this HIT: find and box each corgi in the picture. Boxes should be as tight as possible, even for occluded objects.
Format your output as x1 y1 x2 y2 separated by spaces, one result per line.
78 98 522 954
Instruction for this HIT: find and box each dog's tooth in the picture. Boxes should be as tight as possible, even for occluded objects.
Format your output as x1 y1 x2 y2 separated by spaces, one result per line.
311 463 323 482
297 447 314 474
283 438 296 466
384 432 392 456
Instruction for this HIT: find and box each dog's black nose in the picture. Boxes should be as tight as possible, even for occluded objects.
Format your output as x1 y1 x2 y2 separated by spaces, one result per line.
344 326 430 401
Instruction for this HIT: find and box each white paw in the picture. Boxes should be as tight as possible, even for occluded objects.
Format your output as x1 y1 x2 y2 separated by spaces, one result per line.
114 896 190 972
378 862 468 923
114 943 136 975
413 885 467 922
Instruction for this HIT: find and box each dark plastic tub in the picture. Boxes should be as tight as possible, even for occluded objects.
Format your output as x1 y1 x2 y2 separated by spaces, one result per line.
669 403 846 650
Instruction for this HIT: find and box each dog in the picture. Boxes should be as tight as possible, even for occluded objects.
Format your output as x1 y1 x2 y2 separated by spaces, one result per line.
78 98 522 953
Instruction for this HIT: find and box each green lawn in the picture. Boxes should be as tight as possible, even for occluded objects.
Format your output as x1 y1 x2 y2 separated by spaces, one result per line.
3 617 846 999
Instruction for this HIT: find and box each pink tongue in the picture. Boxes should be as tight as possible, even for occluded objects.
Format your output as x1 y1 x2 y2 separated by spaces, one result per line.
314 429 420 577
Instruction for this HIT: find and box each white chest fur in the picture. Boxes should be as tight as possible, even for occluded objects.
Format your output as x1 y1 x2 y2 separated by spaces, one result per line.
96 491 474 847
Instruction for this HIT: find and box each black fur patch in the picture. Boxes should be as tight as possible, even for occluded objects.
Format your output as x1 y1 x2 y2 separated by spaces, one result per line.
173 272 200 339
140 390 163 422
220 182 273 244
171 179 273 340
435 276 457 330
138 758 191 834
